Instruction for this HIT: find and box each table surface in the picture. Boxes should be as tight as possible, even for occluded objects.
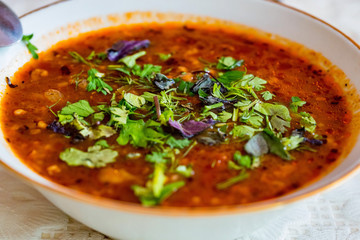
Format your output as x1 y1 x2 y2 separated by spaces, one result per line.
1 0 360 239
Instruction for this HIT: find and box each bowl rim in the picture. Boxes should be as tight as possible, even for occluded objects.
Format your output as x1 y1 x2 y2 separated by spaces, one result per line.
1 0 360 217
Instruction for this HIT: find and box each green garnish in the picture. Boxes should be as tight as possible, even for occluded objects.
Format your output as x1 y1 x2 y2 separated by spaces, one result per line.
290 96 306 113
216 56 244 70
59 144 118 168
216 170 249 190
50 48 323 205
158 53 172 61
299 112 316 132
120 51 146 68
87 69 113 95
22 34 39 59
60 100 95 117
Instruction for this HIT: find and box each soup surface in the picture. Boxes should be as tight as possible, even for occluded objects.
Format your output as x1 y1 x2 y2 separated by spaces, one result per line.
1 22 352 207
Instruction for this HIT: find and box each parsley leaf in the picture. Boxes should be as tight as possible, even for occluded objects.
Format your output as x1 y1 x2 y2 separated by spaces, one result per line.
175 165 194 178
22 34 39 59
233 151 252 168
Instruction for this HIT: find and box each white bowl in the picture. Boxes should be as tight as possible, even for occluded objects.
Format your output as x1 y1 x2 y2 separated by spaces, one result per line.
1 0 360 239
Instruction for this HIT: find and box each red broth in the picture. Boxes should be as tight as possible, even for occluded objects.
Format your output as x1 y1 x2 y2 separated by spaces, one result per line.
0 23 354 207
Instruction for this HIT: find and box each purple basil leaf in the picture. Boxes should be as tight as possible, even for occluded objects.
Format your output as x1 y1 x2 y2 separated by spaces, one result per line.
107 39 150 62
168 118 216 138
47 121 85 143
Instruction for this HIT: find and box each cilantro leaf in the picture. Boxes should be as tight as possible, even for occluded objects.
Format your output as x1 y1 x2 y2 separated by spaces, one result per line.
59 145 118 168
261 91 275 101
281 135 304 151
95 139 110 148
132 180 185 207
116 120 148 147
289 96 306 113
22 34 39 59
216 56 244 70
89 125 116 140
177 80 194 95
166 136 191 149
59 100 95 117
233 151 252 169
299 112 316 132
87 69 113 95
119 51 146 68
145 152 169 164
175 165 194 178
158 53 172 61
116 119 167 148
231 125 260 140
124 92 146 108
218 111 232 122
108 106 129 127
254 103 291 133
217 70 245 86
132 64 162 79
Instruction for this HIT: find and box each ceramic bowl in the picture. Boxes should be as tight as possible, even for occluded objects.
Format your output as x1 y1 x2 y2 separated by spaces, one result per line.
1 0 360 239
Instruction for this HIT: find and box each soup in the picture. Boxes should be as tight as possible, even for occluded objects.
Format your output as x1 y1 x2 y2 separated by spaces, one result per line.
1 22 353 207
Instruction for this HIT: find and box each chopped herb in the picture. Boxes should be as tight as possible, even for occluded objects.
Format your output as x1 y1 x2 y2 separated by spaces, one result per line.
261 91 275 101
59 144 118 168
68 51 92 66
123 92 146 108
158 53 172 61
22 34 39 59
132 180 185 207
95 139 110 148
59 100 95 117
299 112 316 132
216 170 249 189
289 96 306 113
233 151 252 168
216 56 244 70
166 136 191 149
119 50 146 68
87 69 113 95
175 165 194 178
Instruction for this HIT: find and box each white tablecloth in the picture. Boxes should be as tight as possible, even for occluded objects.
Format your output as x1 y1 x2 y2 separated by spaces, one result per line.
1 0 360 239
